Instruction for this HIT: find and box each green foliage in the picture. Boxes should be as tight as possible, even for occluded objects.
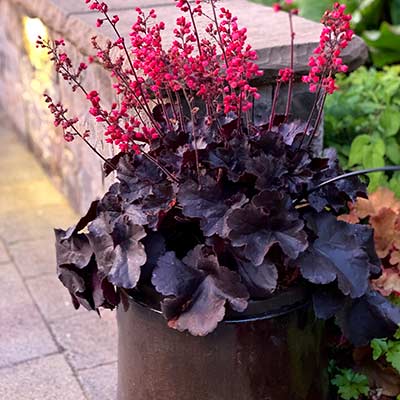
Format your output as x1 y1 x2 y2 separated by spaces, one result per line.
370 327 400 373
325 65 400 195
331 369 370 400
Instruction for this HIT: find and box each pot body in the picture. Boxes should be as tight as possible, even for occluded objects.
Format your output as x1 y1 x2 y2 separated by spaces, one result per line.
117 290 328 400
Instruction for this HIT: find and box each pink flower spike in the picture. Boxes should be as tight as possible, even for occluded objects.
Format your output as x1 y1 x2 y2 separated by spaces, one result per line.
272 3 281 12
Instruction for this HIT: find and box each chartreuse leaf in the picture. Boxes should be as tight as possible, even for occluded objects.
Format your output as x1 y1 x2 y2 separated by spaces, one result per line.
386 138 400 164
371 338 389 359
386 340 400 373
348 134 371 167
380 108 400 137
331 369 370 400
369 327 400 373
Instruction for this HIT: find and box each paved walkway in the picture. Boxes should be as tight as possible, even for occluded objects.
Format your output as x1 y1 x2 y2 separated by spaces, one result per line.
0 116 117 399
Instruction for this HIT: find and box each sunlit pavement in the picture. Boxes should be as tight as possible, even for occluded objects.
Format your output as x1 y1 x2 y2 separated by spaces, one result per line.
0 116 117 399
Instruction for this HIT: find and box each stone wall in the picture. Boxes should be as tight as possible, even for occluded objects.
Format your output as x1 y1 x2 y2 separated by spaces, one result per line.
0 0 368 213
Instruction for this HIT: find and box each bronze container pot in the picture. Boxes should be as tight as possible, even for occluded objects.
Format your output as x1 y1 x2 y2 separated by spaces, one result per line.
117 287 328 400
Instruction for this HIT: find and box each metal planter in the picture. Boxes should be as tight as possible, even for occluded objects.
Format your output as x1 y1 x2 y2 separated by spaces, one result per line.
117 287 328 400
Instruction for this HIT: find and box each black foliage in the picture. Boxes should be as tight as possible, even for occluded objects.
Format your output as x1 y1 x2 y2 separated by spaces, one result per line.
56 115 397 342
336 289 400 346
153 246 249 335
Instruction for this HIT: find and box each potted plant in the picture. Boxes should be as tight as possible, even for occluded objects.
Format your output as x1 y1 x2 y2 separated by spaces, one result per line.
38 1 400 399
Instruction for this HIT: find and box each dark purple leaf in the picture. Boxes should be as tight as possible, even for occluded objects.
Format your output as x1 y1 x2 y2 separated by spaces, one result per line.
208 137 251 182
245 153 287 191
140 232 166 282
308 148 367 212
107 223 147 289
152 251 203 297
299 213 374 298
312 286 346 319
178 177 247 238
236 256 278 298
336 289 400 346
55 229 92 269
154 246 249 335
87 214 115 275
228 191 307 265
275 120 306 146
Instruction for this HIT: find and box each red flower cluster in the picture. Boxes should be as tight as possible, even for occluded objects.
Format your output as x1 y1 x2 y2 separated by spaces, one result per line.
302 3 353 94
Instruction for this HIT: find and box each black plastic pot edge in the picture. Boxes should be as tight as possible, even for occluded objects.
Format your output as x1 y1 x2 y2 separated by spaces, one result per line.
121 285 311 324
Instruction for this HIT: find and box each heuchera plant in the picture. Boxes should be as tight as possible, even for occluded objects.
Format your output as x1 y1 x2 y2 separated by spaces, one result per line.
340 188 400 302
40 0 400 343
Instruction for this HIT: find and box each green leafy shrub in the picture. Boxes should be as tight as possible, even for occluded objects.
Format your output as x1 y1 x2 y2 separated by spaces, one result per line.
325 66 400 195
331 368 370 400
371 327 400 374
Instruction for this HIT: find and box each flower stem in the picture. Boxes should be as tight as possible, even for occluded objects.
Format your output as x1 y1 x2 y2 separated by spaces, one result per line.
284 11 295 122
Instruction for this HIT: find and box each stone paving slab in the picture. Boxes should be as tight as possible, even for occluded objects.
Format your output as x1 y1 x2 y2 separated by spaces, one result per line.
26 274 84 322
51 310 118 371
0 262 58 368
0 354 86 400
0 210 55 244
0 117 118 398
9 238 58 278
78 362 118 400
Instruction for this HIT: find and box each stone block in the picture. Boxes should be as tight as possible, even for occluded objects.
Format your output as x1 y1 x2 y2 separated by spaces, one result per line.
0 209 55 244
26 274 83 322
78 362 118 400
0 354 86 400
8 238 57 278
0 263 58 368
50 310 118 370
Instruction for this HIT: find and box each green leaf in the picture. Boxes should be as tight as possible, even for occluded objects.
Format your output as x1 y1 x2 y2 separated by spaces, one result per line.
352 0 385 32
386 341 400 373
394 326 400 340
297 0 334 22
370 48 400 68
390 0 400 25
380 108 400 137
389 173 400 198
348 135 371 167
386 138 400 164
331 369 370 400
371 338 388 360
363 22 400 51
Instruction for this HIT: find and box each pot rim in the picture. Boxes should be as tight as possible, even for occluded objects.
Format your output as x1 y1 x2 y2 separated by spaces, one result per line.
120 285 311 323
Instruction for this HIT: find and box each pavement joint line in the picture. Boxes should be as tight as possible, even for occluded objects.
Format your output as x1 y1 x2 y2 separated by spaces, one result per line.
24 271 57 282
76 359 118 372
0 350 61 372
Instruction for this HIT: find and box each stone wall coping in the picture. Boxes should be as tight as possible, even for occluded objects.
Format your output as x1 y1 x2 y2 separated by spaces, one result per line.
11 0 368 76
